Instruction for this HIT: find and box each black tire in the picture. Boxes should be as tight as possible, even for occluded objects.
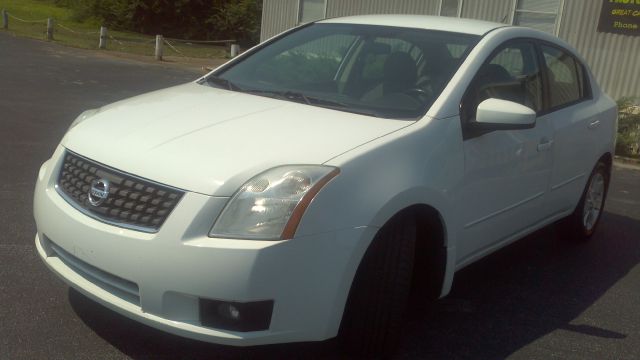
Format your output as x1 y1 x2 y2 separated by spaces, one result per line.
339 215 416 358
559 161 610 241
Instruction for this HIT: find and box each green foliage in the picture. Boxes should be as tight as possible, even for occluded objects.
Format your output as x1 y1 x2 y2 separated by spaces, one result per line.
616 97 640 157
207 0 261 44
130 0 212 38
77 0 134 28
0 0 226 59
52 0 262 44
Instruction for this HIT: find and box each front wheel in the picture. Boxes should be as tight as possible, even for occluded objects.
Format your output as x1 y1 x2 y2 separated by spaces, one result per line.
338 215 415 358
559 161 610 241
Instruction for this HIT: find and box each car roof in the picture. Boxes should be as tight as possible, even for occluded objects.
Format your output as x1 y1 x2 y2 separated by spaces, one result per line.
320 15 506 36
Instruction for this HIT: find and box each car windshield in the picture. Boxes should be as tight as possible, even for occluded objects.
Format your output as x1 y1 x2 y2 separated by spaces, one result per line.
206 23 480 119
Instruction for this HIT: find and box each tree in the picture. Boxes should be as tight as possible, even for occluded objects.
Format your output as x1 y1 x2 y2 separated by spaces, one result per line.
206 0 262 45
59 0 262 44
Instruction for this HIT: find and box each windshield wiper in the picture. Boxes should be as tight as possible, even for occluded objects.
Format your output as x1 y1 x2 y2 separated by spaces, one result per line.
205 76 242 91
240 89 312 105
305 96 383 118
240 89 382 117
284 91 312 105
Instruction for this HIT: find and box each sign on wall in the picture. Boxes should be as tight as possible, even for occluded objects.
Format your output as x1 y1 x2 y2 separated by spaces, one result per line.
598 0 640 36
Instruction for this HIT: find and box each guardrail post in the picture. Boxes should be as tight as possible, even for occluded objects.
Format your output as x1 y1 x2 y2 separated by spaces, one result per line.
230 43 240 58
46 18 54 40
99 26 107 49
2 9 8 30
155 35 163 61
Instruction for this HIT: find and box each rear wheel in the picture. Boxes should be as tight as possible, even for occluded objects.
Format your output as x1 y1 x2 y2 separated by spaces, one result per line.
339 215 415 358
559 161 610 241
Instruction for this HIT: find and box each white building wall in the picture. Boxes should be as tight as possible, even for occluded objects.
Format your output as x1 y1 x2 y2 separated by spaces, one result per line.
260 0 299 42
559 0 640 100
460 0 513 23
326 0 439 18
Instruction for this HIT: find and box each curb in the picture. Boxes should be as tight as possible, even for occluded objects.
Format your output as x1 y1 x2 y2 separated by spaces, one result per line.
614 157 640 170
614 155 640 165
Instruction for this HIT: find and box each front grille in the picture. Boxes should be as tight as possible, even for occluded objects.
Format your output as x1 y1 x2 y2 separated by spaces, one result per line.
56 151 183 232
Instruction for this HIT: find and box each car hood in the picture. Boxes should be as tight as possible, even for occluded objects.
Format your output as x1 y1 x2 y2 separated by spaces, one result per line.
63 82 412 196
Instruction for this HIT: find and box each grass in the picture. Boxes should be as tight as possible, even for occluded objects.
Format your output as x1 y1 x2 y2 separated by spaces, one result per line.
0 0 228 59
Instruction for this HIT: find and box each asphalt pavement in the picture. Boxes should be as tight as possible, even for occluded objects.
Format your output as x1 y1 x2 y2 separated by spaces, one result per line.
1 32 640 360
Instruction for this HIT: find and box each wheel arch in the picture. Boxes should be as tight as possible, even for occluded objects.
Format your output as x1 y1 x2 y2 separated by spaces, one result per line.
391 204 448 300
365 197 453 301
599 152 613 173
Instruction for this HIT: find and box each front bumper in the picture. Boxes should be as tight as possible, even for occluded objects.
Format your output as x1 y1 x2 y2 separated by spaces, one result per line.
34 146 375 346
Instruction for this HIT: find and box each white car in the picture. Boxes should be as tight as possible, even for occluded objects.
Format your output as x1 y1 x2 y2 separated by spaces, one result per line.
34 15 616 356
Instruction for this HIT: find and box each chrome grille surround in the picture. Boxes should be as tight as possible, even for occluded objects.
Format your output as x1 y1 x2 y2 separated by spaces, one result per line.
56 151 184 233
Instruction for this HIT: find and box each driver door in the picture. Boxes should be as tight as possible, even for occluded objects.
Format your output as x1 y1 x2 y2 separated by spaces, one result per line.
454 40 555 265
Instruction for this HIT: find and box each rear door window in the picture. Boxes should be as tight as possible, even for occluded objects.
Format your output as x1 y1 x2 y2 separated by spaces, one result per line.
540 45 583 109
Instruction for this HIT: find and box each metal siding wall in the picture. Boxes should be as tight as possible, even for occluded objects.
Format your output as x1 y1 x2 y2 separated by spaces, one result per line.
558 0 640 100
326 0 439 18
260 0 299 41
460 0 513 23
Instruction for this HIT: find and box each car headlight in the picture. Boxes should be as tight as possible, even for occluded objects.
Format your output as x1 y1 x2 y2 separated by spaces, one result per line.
68 109 99 132
210 165 340 240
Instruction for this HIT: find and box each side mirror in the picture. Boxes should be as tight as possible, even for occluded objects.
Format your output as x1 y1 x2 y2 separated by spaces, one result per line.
473 98 536 131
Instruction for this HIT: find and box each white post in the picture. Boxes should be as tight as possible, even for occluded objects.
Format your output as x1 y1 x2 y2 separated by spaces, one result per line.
98 26 107 49
46 18 54 40
155 35 163 61
230 44 240 58
2 9 8 30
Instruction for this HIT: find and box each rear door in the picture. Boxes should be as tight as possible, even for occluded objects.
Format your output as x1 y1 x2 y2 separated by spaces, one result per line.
538 44 601 214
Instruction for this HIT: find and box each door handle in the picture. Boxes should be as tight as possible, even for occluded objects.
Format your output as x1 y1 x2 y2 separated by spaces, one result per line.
588 120 601 129
537 138 553 152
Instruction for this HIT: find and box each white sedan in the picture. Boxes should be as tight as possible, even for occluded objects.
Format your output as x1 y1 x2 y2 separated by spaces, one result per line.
34 15 616 356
